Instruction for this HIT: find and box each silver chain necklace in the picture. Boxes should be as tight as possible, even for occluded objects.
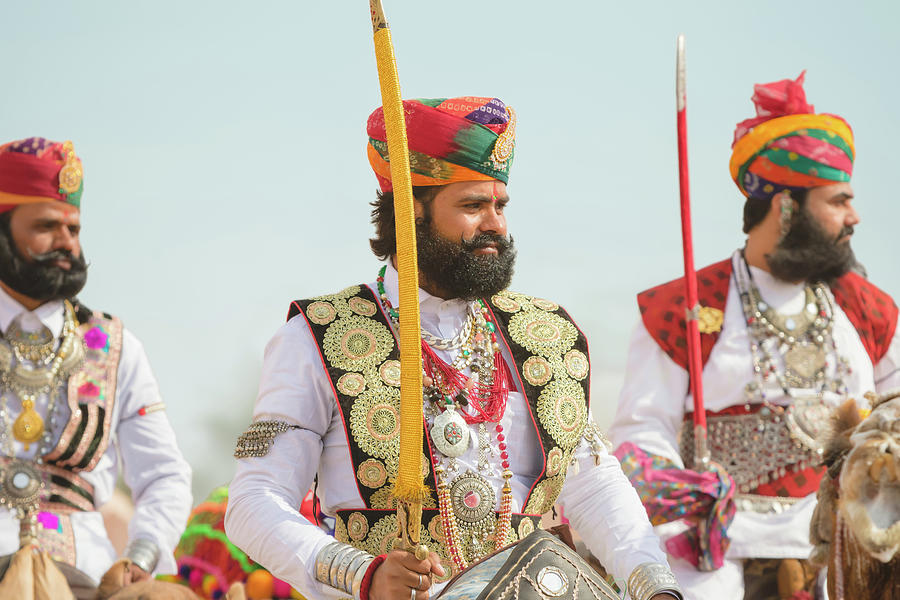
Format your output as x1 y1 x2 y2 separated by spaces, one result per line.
732 251 849 402
419 302 479 351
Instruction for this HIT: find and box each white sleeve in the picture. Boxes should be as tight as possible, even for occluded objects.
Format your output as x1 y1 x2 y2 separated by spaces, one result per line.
607 319 689 465
115 329 193 574
224 316 346 599
556 422 670 585
874 327 900 393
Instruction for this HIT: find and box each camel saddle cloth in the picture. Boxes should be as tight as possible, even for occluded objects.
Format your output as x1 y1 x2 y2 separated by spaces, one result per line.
437 529 619 600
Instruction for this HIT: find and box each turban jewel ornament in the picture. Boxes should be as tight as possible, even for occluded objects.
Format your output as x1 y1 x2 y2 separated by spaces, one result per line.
0 137 84 212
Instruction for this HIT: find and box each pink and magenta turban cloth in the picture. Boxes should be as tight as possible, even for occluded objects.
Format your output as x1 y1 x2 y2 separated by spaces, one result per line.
0 137 83 213
367 96 516 193
730 72 854 200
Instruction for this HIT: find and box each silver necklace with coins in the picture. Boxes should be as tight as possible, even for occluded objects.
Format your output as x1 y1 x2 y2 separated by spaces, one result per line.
0 301 84 530
733 251 848 456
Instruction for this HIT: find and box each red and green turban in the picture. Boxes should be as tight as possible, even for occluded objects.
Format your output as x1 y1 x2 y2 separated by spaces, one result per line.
729 72 854 200
0 137 84 212
366 96 516 193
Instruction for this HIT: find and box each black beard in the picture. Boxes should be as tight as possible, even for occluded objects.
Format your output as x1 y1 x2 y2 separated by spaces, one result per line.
765 206 855 284
416 222 516 300
0 221 88 302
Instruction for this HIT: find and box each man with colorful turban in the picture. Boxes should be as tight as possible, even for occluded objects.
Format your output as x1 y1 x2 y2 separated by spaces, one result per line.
0 137 192 597
609 73 900 599
226 97 682 600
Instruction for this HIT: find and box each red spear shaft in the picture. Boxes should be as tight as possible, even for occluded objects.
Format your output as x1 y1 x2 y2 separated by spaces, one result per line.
676 34 710 470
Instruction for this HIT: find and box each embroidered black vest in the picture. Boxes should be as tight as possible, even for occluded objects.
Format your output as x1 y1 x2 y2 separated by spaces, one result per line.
289 286 590 580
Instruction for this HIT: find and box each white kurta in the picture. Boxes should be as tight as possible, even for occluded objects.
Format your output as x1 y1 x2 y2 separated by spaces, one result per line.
609 262 900 599
226 264 671 599
0 287 193 584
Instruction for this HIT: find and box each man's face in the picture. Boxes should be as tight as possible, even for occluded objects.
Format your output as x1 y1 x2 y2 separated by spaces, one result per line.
0 201 88 303
10 202 82 266
418 180 509 251
804 182 859 244
413 180 516 299
766 182 859 283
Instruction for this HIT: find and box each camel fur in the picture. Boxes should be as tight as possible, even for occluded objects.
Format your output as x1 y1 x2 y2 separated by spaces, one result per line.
810 393 900 599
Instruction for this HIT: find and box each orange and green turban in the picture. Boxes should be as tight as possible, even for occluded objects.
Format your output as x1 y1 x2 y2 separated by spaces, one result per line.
366 96 516 193
0 137 83 212
729 72 854 200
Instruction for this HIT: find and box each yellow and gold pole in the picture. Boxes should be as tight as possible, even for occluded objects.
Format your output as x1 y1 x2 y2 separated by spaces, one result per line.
369 0 428 560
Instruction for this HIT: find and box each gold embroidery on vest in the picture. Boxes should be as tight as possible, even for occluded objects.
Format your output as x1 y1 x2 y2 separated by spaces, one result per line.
378 360 401 387
322 315 393 372
306 301 337 325
546 447 564 477
564 349 589 380
348 297 377 317
356 458 388 489
522 356 553 386
336 372 366 397
524 474 566 515
347 511 369 541
507 310 578 358
537 378 588 451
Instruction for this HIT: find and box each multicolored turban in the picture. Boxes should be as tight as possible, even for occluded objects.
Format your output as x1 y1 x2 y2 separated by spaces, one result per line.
729 72 854 200
0 137 84 212
367 96 515 193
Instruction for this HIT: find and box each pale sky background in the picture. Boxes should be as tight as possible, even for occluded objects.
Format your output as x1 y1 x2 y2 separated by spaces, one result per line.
2 1 898 500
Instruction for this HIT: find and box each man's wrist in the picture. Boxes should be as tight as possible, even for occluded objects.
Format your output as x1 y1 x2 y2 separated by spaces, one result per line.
314 541 375 600
124 538 160 574
627 562 683 600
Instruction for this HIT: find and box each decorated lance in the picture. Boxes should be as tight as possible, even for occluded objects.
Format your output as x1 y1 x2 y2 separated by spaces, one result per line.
676 34 710 470
368 0 430 561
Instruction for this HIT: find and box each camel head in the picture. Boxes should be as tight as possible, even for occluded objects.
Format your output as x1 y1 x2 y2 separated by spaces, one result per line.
837 391 900 563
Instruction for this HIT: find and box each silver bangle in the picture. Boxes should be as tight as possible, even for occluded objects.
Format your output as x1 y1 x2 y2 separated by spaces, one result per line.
344 552 370 592
315 542 345 585
352 556 375 600
627 562 683 600
332 547 364 589
124 538 161 574
314 540 375 598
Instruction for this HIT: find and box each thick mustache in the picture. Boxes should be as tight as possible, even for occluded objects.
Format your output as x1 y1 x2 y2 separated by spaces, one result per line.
838 225 854 241
28 249 78 264
460 233 512 252
27 249 88 271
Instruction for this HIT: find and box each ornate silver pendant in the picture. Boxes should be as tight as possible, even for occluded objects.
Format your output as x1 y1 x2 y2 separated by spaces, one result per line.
785 395 831 455
0 460 43 515
784 342 827 384
449 470 496 525
431 408 470 458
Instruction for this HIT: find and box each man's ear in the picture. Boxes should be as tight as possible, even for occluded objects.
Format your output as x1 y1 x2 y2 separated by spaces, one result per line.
413 199 424 221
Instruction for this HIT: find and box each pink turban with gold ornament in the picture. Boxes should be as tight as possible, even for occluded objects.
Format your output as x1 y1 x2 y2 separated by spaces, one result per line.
0 137 83 213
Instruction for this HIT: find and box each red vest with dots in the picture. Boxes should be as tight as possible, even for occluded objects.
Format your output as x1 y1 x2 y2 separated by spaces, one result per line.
636 260 898 497
637 260 898 371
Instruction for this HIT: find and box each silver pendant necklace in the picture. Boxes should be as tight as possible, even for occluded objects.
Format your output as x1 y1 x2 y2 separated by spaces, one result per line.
430 407 470 458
